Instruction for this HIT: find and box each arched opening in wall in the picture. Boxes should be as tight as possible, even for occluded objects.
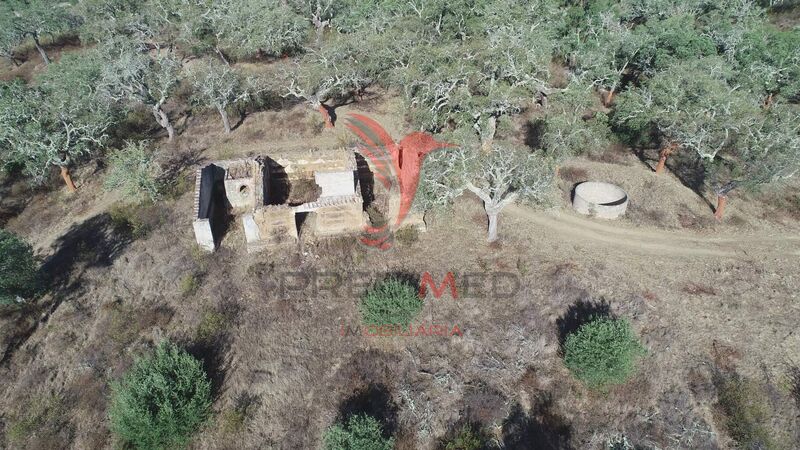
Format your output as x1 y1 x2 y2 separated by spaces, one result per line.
239 185 249 196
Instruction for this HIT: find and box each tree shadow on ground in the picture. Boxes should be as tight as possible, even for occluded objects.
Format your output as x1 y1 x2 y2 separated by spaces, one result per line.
523 119 546 151
160 151 207 189
40 213 133 297
182 299 240 400
437 421 494 450
0 168 50 226
462 382 508 426
384 271 421 290
791 367 800 411
1 214 133 366
337 383 398 438
670 152 715 211
632 148 715 211
502 399 573 450
183 332 231 401
556 297 613 353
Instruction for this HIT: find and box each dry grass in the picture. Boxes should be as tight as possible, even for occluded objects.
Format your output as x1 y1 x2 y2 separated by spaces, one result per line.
558 166 589 184
714 374 778 449
5 393 69 449
1 64 799 450
586 143 631 165
627 202 672 228
683 282 717 296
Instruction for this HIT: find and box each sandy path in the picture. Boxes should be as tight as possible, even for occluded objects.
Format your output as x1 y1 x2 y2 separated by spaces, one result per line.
507 205 800 259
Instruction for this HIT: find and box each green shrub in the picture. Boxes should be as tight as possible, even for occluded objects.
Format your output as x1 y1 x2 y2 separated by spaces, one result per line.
219 408 246 434
323 414 394 450
6 395 66 444
444 424 484 450
716 374 776 449
180 273 201 297
108 203 157 239
564 316 645 389
109 341 211 450
196 309 227 342
359 277 423 327
219 392 258 434
395 226 419 246
0 229 38 304
104 141 163 202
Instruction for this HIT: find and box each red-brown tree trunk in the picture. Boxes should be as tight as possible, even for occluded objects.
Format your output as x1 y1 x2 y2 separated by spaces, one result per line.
61 166 77 192
714 195 727 221
319 105 334 128
603 87 616 107
655 144 675 174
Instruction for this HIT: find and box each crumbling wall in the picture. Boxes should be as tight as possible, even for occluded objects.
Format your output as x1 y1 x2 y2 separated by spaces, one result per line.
252 206 298 246
310 197 365 236
254 158 269 207
194 149 372 253
274 148 356 177
224 178 255 209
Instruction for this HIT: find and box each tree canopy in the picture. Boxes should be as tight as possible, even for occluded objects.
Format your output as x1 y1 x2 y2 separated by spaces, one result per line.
0 0 81 65
0 0 794 218
1 51 112 189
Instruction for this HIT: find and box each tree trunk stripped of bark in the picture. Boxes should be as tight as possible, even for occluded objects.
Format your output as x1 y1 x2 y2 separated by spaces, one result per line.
60 166 77 192
152 104 175 141
714 195 728 221
215 46 230 66
603 87 616 107
311 9 330 48
33 37 50 65
315 26 325 47
466 182 518 244
487 211 499 242
318 104 334 128
218 106 231 133
764 93 774 109
655 144 675 174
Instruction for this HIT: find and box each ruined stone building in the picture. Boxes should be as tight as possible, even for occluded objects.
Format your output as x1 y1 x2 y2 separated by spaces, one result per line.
192 148 368 252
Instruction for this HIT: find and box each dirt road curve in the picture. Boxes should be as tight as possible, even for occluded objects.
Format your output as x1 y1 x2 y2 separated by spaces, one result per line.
507 205 800 259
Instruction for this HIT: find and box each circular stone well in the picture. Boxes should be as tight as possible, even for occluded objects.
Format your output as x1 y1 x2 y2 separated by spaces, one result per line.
572 181 629 219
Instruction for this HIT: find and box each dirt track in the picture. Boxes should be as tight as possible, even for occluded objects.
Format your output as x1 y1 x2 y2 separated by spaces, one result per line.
507 205 800 259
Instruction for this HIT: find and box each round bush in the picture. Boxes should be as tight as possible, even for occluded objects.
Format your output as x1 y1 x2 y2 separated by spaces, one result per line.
444 424 484 450
0 229 37 303
359 277 423 326
323 414 394 450
109 341 211 449
564 316 645 389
